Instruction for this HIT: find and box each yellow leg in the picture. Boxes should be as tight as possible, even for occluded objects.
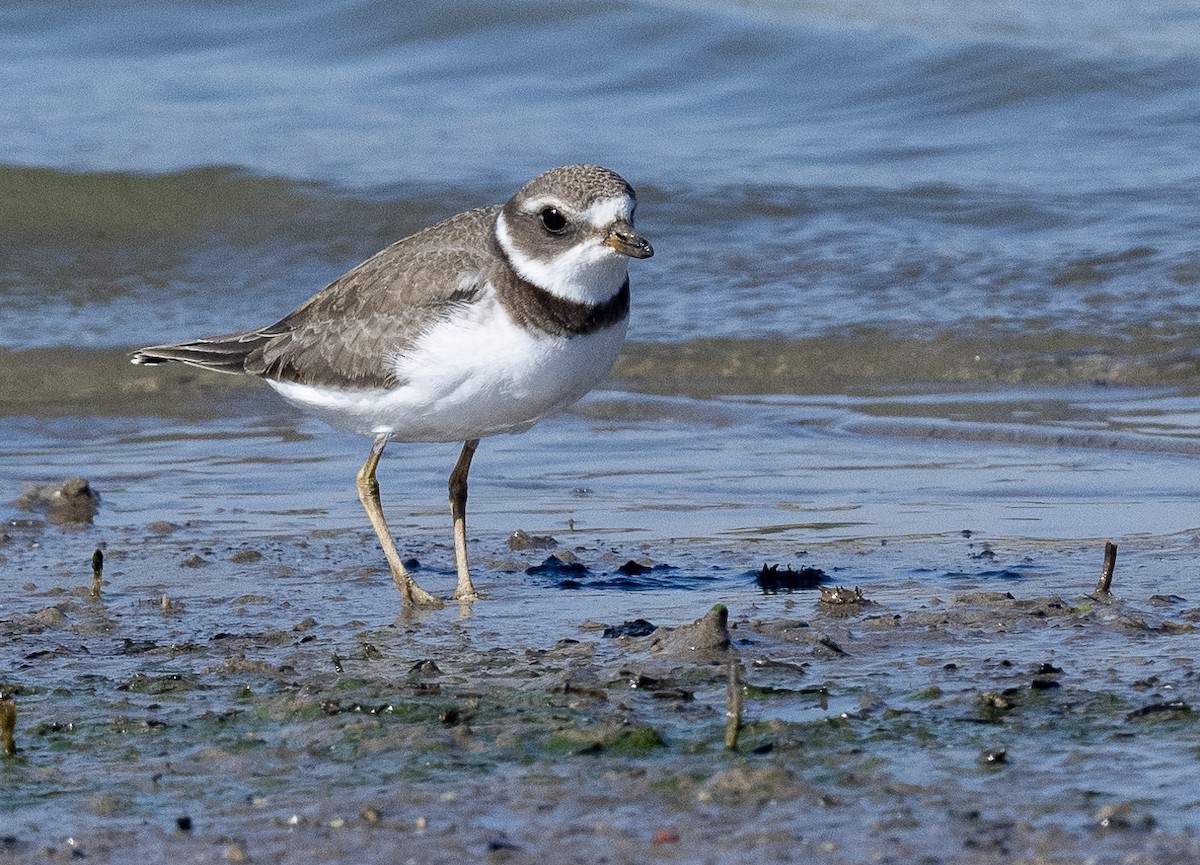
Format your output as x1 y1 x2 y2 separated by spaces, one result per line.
449 439 482 601
356 434 443 608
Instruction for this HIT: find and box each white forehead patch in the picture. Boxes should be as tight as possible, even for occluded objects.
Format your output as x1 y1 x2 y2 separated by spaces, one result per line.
581 195 635 228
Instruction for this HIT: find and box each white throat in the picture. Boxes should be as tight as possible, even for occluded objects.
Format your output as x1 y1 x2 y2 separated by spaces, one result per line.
495 203 632 306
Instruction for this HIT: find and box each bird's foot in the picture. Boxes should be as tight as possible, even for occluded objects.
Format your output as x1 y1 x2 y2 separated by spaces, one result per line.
398 577 445 609
451 572 482 602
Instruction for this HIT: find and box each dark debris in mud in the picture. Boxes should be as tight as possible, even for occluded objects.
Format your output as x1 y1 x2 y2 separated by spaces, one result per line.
523 552 687 593
525 552 588 577
755 562 827 594
602 619 657 639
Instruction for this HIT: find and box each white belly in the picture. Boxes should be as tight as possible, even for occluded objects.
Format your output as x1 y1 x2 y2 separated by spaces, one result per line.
266 298 627 443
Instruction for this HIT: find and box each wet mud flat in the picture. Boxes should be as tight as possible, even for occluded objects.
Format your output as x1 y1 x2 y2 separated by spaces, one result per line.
2 514 1199 865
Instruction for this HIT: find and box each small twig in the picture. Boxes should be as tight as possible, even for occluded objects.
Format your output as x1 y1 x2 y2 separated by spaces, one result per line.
90 548 104 599
1 698 15 757
724 654 743 751
1095 541 1118 595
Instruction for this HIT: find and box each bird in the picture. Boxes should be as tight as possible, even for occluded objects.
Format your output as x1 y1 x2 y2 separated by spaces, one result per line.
132 164 653 608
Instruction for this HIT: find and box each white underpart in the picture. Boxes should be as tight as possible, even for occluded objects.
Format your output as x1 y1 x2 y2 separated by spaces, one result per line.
266 288 628 443
495 194 634 306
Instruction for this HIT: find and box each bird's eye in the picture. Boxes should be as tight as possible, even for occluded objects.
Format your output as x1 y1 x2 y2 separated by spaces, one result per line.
539 207 569 234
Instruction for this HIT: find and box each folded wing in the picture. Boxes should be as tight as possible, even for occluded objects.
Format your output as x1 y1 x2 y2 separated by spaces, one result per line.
132 206 501 390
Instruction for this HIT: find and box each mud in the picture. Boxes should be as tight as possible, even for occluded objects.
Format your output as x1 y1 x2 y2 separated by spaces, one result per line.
2 516 1198 864
15 478 100 526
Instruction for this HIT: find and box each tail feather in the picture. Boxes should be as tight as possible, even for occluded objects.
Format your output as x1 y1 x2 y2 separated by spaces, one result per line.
131 331 276 375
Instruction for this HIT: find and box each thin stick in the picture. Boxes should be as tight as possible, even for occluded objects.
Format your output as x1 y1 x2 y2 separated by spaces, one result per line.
1095 541 1117 595
1 698 15 757
90 548 104 598
724 655 743 751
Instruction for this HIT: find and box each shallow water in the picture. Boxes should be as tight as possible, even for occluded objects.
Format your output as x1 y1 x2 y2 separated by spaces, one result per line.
2 0 1199 355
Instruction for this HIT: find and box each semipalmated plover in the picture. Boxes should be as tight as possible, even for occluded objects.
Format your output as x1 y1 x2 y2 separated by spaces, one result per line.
133 164 652 608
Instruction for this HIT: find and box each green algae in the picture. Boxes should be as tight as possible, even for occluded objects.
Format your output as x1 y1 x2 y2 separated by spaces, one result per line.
609 725 668 754
545 723 667 756
119 672 203 695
